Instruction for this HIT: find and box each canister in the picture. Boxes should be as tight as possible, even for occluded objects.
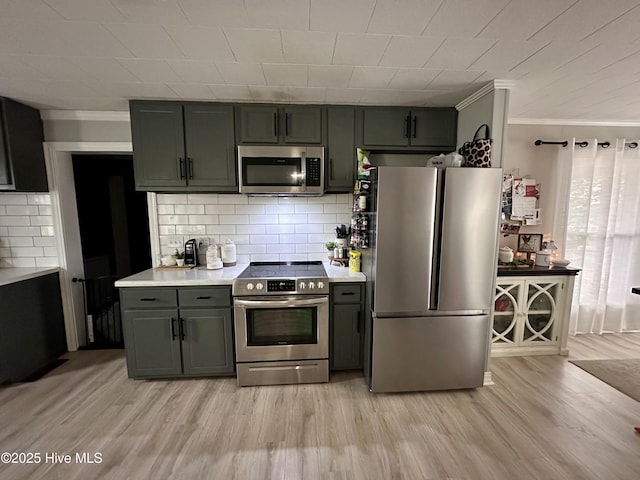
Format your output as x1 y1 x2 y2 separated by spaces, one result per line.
534 250 551 267
349 250 361 272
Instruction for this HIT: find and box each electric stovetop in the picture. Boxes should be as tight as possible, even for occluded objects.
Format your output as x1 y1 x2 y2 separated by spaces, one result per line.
236 261 327 279
233 261 329 296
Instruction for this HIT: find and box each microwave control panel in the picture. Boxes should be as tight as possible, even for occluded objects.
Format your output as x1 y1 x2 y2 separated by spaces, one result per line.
306 158 321 186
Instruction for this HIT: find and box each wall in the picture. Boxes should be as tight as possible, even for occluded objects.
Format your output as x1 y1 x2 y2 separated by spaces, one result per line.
501 123 640 252
155 193 352 263
0 193 58 267
41 112 131 143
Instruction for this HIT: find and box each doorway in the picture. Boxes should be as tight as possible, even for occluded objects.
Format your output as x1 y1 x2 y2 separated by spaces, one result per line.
72 154 151 348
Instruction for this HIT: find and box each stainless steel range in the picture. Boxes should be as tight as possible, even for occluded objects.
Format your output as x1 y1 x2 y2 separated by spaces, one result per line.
232 261 329 387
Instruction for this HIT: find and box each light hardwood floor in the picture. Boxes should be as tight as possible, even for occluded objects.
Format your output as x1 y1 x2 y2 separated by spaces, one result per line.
1 334 639 480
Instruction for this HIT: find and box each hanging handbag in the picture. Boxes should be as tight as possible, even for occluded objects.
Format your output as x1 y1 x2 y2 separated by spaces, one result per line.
458 124 492 167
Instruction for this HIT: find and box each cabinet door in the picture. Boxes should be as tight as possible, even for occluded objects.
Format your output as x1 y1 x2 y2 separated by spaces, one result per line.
326 107 355 192
183 104 237 191
180 308 235 376
410 108 457 148
236 105 279 144
122 309 182 378
493 282 520 344
331 303 363 370
522 280 562 344
361 108 410 147
283 106 322 144
130 101 186 189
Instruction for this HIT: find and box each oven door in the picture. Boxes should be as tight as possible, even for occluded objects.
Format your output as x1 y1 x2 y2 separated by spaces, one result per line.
234 295 329 363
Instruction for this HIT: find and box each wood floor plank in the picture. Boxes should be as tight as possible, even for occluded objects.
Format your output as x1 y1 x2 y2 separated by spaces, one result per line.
1 334 640 479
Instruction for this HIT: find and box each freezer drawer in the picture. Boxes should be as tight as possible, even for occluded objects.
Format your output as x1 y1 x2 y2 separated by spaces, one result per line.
371 314 490 393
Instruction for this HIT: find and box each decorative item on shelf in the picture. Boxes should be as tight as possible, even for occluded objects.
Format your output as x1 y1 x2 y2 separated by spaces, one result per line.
517 233 543 262
498 246 514 263
325 241 337 260
174 249 185 267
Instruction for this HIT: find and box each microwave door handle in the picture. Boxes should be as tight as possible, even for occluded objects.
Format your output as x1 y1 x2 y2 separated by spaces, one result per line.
300 151 306 190
234 297 328 308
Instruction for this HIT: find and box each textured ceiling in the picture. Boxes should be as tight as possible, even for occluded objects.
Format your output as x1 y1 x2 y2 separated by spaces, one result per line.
2 0 640 122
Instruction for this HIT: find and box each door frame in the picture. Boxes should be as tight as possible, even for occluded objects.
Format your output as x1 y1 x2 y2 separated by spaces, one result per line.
43 141 160 351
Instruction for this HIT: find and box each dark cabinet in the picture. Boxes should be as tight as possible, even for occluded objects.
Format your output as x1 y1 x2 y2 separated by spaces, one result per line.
330 283 365 371
121 286 235 379
130 101 237 192
0 97 48 192
236 105 322 145
0 273 67 383
360 107 457 151
326 107 356 192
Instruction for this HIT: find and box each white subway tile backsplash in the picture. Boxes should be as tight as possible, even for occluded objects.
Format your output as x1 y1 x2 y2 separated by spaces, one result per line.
38 205 52 216
40 226 55 236
0 247 10 257
30 216 54 226
266 224 294 234
206 225 237 235
235 204 265 215
0 216 30 226
34 236 56 247
295 224 324 234
0 227 7 236
27 194 50 205
36 257 59 267
279 214 307 224
175 204 205 215
249 214 279 224
44 246 58 257
5 257 36 267
0 206 5 215
250 234 280 244
218 194 248 205
6 205 39 216
0 194 27 205
294 204 323 214
12 246 44 257
7 237 34 247
188 194 218 204
155 193 355 267
9 226 41 236
219 214 249 224
237 224 266 234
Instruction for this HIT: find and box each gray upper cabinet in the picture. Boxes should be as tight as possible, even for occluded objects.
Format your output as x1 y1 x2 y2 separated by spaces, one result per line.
236 105 322 145
326 107 356 192
0 97 48 192
130 101 237 192
360 107 457 151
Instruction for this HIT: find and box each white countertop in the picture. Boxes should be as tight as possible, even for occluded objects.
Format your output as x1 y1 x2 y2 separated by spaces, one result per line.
0 267 61 287
114 261 365 288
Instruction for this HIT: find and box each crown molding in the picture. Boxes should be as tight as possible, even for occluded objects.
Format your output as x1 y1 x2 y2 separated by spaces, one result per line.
456 80 516 111
40 110 130 122
509 118 640 127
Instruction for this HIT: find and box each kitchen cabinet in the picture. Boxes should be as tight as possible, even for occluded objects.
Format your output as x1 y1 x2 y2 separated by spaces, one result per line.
121 286 234 379
236 105 323 145
130 101 237 192
491 275 575 357
359 107 457 151
325 107 356 192
0 273 67 383
330 283 365 370
0 97 48 192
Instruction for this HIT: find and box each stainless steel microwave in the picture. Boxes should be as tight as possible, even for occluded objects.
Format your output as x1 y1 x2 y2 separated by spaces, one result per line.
237 145 325 196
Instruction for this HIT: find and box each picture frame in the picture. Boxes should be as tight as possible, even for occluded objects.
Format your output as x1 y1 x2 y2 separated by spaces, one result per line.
517 233 543 253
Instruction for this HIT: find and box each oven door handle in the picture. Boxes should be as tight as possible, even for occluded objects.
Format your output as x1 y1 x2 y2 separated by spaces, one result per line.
234 297 328 308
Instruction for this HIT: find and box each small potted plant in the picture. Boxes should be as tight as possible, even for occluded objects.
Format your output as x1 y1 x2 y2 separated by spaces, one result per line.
174 249 185 267
325 241 336 259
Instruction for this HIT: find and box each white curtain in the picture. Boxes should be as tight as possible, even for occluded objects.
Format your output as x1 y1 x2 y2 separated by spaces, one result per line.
556 138 640 334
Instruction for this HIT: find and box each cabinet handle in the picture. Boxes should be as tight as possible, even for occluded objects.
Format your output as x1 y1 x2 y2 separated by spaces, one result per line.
196 296 211 300
412 116 417 138
404 115 410 138
187 157 194 179
179 158 185 180
329 158 334 180
285 113 289 136
171 317 177 340
273 112 278 137
341 292 355 296
140 297 156 301
179 317 186 340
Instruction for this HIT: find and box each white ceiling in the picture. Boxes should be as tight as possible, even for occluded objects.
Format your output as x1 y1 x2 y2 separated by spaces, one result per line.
2 0 640 122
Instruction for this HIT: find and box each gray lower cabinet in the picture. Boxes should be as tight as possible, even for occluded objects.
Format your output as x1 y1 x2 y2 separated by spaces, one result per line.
236 105 323 144
130 101 237 192
326 107 356 192
121 286 235 379
330 283 365 371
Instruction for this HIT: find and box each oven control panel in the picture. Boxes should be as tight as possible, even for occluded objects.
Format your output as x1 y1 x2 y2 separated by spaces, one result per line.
233 278 329 296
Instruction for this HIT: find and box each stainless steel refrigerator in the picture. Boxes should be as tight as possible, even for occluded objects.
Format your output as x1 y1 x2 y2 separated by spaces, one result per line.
362 166 502 393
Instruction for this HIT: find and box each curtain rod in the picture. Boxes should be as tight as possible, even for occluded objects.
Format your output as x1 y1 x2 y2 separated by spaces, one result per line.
534 139 638 148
